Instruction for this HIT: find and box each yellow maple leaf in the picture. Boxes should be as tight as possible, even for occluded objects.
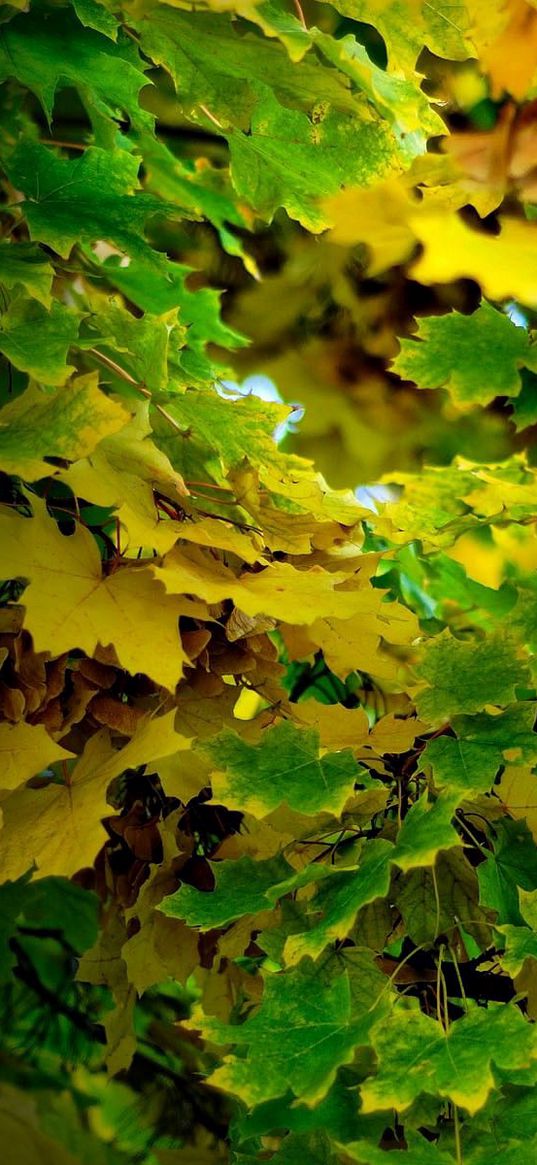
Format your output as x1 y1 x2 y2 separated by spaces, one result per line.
367 712 426 756
497 764 537 840
308 595 419 680
61 401 187 555
157 544 385 625
122 912 199 995
0 720 74 792
322 178 418 275
0 710 189 880
410 211 537 307
290 701 370 750
1 497 203 690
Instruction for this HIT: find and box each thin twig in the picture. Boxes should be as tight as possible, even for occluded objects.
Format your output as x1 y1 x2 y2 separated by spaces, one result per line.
88 348 191 441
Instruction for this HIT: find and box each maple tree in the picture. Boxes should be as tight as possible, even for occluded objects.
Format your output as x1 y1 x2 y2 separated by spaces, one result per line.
3 0 537 1162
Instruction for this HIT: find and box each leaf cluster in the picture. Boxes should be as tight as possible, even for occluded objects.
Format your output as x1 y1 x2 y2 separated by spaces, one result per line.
3 2 537 1164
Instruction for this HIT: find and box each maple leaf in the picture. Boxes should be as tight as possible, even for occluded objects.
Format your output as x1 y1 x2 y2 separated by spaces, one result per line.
496 764 537 842
0 241 54 307
0 5 153 146
61 399 188 554
0 296 79 386
415 631 530 724
122 913 199 995
395 847 494 948
477 818 537 925
192 960 383 1106
0 497 200 690
0 720 74 792
392 301 537 410
3 138 164 263
0 710 188 879
392 792 462 871
272 839 395 964
0 373 129 481
202 719 361 817
157 544 383 626
361 999 537 1115
160 853 292 930
420 705 537 796
410 212 537 309
328 0 474 72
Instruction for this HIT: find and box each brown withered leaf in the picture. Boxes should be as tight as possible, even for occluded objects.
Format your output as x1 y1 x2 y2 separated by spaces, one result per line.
77 657 117 689
89 694 147 736
0 681 25 722
226 608 277 642
181 628 212 662
447 100 537 206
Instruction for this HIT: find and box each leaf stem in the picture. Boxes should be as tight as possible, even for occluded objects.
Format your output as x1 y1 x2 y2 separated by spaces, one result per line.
453 1103 463 1165
292 0 307 28
88 347 191 449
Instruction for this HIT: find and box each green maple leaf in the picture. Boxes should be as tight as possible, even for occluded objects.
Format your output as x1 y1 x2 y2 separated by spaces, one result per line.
156 383 292 475
392 302 537 409
312 29 444 141
266 840 394 963
420 705 537 796
498 923 537 975
476 1086 537 1146
478 819 537 925
0 6 152 146
395 847 493 948
3 140 162 261
421 734 498 796
229 87 397 231
465 1142 537 1165
361 999 537 1115
342 1134 456 1163
198 959 385 1106
0 296 79 385
102 257 244 349
160 854 291 930
238 1131 337 1165
91 258 244 372
238 1064 382 1144
82 299 178 393
202 720 361 817
0 242 54 307
415 632 530 724
72 0 119 40
392 792 462 871
135 9 358 129
4 141 239 363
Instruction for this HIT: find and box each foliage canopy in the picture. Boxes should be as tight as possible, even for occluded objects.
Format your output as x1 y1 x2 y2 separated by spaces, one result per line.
3 1 537 1163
